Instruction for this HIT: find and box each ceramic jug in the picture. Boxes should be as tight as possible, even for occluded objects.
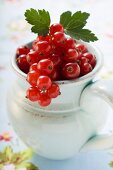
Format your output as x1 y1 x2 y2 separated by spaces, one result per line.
7 41 113 160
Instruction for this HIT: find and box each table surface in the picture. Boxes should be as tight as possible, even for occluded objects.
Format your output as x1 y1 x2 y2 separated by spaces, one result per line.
1 0 113 170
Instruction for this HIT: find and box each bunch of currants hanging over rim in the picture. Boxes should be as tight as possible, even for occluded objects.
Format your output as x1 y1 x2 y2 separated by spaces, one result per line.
16 23 96 107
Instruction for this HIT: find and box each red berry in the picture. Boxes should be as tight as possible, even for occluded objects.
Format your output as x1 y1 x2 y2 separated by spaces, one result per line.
50 23 64 35
77 53 84 60
36 35 51 43
78 57 88 65
38 92 51 107
62 63 80 79
27 71 40 86
37 76 52 90
37 59 54 75
16 46 30 56
34 41 51 56
80 63 92 76
27 51 38 65
32 40 38 50
26 87 39 102
83 53 96 68
65 38 76 49
49 54 61 67
49 69 59 81
52 32 66 46
63 49 78 62
17 54 30 74
48 83 60 98
53 46 65 57
29 63 38 72
76 44 88 54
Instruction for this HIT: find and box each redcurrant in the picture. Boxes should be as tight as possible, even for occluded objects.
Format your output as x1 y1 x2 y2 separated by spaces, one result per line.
80 63 92 76
29 63 38 72
63 49 78 62
37 76 52 90
62 63 80 79
83 53 96 68
34 41 51 56
16 46 30 56
49 54 61 67
17 54 30 74
65 38 76 49
37 59 54 75
26 87 39 102
27 70 40 86
48 83 60 98
49 23 64 35
52 32 66 46
27 51 38 65
76 44 88 54
38 92 51 107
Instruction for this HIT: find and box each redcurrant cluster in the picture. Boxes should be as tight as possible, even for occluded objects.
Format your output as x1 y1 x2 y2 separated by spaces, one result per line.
16 23 96 107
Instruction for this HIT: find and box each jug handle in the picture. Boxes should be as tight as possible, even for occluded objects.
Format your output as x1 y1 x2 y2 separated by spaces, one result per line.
80 79 113 152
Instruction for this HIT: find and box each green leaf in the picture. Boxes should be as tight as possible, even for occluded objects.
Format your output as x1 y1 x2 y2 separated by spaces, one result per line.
66 29 98 42
60 10 98 42
16 162 39 170
60 11 72 28
25 8 51 35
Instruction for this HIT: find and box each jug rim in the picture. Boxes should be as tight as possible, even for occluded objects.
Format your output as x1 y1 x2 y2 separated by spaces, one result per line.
12 41 103 85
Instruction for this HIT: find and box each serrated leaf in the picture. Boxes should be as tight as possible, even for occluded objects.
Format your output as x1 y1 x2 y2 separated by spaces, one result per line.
25 8 39 25
25 8 51 36
60 11 72 28
66 29 98 42
31 25 49 35
16 162 39 170
60 10 98 42
66 11 89 30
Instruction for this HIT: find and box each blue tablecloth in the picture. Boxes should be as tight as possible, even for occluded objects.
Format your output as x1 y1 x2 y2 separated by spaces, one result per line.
1 0 113 169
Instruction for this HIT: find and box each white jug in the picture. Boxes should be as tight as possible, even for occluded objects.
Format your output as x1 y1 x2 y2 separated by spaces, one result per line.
7 41 113 160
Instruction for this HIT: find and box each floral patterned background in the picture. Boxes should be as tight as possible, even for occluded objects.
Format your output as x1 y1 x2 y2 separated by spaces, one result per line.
0 0 113 170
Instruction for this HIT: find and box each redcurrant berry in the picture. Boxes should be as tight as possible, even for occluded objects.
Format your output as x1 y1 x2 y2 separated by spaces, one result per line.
29 63 38 72
49 23 64 35
27 71 40 86
78 57 88 65
34 41 51 56
62 63 80 79
49 69 59 81
37 59 54 75
76 44 88 54
48 83 60 98
27 51 38 65
83 53 96 68
80 63 92 76
63 49 78 62
17 54 30 74
52 32 66 46
65 38 76 49
37 76 52 90
26 87 39 102
49 54 61 67
38 92 51 107
16 46 30 56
